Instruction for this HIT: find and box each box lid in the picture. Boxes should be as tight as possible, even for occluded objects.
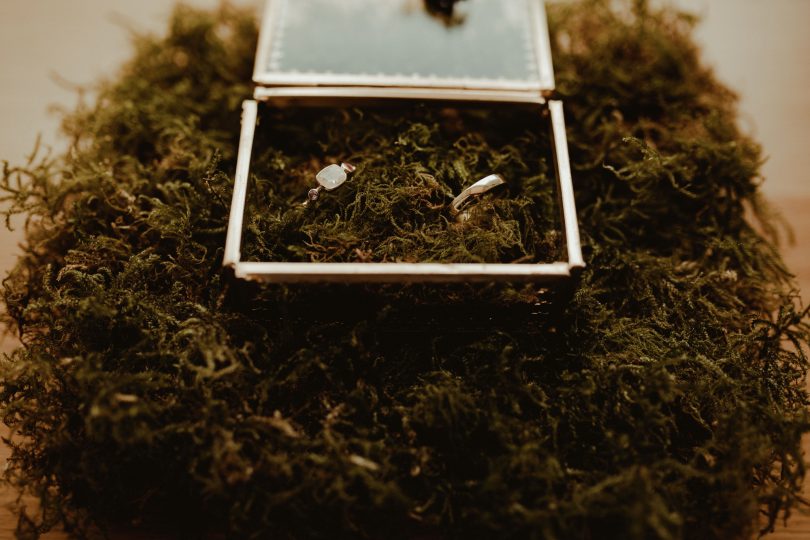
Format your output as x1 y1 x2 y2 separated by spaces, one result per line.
253 0 555 98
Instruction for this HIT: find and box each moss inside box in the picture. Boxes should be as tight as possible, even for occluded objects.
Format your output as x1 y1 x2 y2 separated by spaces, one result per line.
243 103 561 265
1 1 809 539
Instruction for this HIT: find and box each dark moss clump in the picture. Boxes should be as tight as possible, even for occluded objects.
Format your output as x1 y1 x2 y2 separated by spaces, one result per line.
1 2 808 539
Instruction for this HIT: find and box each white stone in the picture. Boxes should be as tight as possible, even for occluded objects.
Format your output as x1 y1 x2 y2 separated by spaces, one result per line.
316 164 347 190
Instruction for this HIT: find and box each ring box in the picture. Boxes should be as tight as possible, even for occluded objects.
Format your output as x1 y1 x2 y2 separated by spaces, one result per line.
224 0 584 283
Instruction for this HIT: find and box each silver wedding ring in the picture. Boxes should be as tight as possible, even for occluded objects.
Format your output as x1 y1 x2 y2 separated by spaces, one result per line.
450 174 506 217
304 162 356 205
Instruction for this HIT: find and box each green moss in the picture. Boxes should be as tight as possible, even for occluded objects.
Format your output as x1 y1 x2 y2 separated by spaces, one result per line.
1 2 808 539
245 105 560 264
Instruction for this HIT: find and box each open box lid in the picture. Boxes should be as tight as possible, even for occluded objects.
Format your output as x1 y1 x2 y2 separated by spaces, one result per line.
252 0 556 103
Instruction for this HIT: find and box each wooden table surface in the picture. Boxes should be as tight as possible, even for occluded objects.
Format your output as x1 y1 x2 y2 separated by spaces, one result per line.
0 195 808 538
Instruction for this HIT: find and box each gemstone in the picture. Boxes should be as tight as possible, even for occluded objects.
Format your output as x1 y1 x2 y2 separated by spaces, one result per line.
307 188 320 201
316 164 347 191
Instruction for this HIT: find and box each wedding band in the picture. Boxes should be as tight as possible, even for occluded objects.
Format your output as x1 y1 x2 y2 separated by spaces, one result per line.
305 162 357 205
450 174 506 216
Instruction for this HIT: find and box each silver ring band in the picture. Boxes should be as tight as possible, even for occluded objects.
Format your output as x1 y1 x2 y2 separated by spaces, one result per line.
450 174 506 215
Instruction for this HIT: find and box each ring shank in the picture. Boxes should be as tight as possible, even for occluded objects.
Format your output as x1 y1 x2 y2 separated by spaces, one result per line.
450 173 507 215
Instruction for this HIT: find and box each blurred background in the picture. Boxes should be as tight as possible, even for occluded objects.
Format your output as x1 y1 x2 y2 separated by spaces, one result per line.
1 0 809 537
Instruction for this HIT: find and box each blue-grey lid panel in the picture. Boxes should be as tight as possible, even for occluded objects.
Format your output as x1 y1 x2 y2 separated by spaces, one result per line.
254 0 555 92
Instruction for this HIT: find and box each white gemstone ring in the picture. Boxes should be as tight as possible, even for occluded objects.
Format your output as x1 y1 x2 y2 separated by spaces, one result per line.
305 162 357 205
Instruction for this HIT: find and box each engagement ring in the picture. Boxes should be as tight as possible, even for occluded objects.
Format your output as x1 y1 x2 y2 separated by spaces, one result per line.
304 162 357 205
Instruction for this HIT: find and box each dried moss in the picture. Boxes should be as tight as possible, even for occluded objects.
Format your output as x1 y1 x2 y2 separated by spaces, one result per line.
1 1 809 539
244 105 560 265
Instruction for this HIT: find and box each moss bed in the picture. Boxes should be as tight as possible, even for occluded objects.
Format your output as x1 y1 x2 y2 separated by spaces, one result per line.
2 1 809 539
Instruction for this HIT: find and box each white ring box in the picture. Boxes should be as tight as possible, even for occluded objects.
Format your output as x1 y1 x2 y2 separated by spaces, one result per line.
224 0 584 283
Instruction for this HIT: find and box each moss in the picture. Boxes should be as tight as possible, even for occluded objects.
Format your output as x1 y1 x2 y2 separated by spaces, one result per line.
244 104 560 264
1 1 808 539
